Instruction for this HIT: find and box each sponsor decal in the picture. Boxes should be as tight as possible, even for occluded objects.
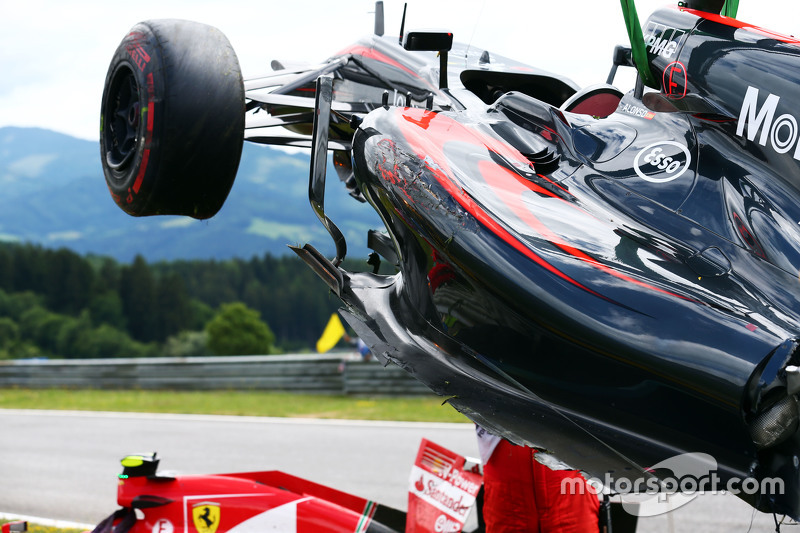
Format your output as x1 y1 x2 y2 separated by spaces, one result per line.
407 439 482 533
663 62 687 99
410 467 475 518
151 519 173 533
634 141 692 183
434 514 462 533
192 502 221 533
737 86 800 159
621 103 656 120
125 33 151 72
644 23 686 59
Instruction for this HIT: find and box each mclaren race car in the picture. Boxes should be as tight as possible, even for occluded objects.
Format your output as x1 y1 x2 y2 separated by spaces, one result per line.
99 0 800 522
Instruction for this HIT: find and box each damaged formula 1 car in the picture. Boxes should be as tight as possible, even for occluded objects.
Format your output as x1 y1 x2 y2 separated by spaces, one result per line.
100 0 800 522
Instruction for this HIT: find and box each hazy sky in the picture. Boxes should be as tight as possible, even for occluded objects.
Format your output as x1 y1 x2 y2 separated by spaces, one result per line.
1 0 795 142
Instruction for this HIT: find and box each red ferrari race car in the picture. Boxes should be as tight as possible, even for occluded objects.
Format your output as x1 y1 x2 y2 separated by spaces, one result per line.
80 439 483 533
98 0 800 525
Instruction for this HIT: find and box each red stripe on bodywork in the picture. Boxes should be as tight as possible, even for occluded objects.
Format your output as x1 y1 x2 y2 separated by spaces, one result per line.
435 160 604 297
394 107 693 303
396 109 605 298
682 8 800 47
337 44 421 78
480 162 694 301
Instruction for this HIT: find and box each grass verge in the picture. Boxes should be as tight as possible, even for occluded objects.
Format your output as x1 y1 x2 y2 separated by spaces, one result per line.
0 388 469 423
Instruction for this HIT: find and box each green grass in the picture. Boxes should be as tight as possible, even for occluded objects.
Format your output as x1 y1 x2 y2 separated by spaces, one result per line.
0 388 469 423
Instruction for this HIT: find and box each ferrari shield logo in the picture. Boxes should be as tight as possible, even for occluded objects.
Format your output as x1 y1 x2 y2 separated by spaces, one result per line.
192 502 220 533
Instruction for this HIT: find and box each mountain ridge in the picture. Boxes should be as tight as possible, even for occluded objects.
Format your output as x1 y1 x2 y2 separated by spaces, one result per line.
0 126 381 262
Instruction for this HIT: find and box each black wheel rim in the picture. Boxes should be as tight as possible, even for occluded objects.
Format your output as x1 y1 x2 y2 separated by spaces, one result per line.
103 65 140 171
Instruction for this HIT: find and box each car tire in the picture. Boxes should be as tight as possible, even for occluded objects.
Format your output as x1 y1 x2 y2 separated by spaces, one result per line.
100 19 245 219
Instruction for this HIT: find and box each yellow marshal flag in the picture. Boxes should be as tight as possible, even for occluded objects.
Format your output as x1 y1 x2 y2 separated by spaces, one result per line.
192 502 220 533
316 313 346 353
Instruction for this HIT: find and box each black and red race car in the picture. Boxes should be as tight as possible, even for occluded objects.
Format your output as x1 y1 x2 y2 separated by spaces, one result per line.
99 0 800 523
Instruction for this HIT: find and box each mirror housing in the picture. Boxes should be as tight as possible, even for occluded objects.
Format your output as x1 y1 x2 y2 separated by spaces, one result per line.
402 31 454 90
402 31 453 52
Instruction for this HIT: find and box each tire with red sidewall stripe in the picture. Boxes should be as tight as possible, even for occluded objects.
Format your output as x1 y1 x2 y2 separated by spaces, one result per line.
100 19 244 219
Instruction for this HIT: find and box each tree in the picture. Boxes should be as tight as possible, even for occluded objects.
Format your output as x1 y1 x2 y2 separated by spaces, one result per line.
0 317 19 356
88 291 127 331
1 291 43 321
164 330 211 357
205 302 275 355
76 323 154 358
154 272 191 342
45 248 93 315
187 300 214 331
0 243 349 352
18 306 70 354
119 255 156 342
54 310 93 357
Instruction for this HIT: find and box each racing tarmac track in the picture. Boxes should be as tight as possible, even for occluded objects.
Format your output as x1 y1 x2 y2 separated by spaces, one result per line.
0 409 785 532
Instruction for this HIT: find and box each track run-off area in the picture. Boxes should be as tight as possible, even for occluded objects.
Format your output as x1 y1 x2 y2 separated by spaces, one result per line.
0 409 783 532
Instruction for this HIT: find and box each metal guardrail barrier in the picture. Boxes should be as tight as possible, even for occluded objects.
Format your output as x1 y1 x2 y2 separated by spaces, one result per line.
0 353 432 396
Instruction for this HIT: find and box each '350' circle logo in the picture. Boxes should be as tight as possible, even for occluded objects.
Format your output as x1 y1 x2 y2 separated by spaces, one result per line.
633 141 692 183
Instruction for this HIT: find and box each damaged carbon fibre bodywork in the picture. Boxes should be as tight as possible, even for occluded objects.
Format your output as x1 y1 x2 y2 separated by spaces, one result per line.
101 1 800 522
288 7 800 519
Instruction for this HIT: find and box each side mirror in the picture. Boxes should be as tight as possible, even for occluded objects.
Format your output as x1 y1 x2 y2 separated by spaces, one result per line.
402 30 453 90
607 45 633 85
402 31 453 53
